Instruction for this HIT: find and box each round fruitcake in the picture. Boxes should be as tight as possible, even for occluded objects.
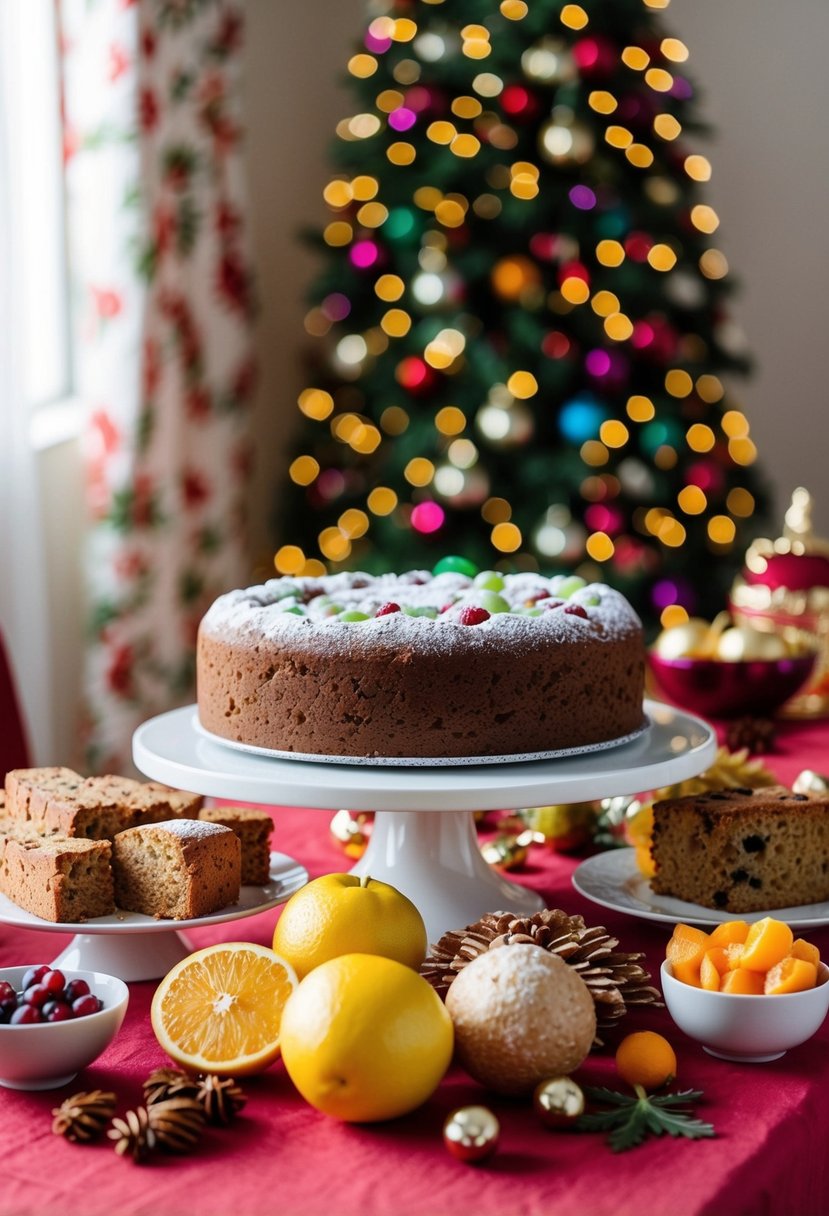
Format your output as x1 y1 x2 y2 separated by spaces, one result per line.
196 570 645 760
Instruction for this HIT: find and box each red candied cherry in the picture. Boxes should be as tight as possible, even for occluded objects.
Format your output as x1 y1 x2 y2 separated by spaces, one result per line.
563 603 588 619
11 1004 42 1024
63 978 90 1003
72 994 102 1018
524 592 551 606
23 983 51 1008
375 602 401 617
41 969 66 996
43 1000 74 1023
542 598 565 610
21 964 49 992
458 606 491 626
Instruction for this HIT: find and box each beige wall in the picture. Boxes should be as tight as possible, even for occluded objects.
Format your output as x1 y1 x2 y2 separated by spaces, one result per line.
242 0 829 548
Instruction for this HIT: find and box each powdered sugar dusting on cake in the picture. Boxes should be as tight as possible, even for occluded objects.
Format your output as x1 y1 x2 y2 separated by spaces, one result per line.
138 818 231 841
200 571 641 659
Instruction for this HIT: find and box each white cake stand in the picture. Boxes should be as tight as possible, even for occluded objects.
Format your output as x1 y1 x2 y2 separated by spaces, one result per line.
133 700 716 946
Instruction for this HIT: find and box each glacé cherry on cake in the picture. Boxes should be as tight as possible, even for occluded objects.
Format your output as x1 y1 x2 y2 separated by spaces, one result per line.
196 569 645 760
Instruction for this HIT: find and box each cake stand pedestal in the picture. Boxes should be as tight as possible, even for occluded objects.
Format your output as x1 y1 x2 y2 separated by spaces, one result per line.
133 701 716 946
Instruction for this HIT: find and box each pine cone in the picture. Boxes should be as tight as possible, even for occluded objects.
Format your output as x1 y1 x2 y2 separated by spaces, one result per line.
725 717 777 756
108 1107 156 1163
421 909 661 1047
147 1096 205 1154
51 1090 117 1142
143 1066 199 1106
197 1074 247 1125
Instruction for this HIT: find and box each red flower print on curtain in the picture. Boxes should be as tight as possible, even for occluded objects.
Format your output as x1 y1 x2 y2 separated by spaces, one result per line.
60 0 256 773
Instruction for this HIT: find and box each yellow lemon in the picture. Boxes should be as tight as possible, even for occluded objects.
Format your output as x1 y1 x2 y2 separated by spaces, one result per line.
151 941 297 1076
280 953 454 1122
272 872 427 978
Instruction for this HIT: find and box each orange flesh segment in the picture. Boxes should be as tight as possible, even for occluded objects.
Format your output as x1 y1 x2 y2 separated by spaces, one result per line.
739 917 794 972
699 952 722 991
672 958 702 987
666 924 710 967
790 938 821 969
709 920 750 948
725 943 745 970
721 968 766 995
764 957 818 995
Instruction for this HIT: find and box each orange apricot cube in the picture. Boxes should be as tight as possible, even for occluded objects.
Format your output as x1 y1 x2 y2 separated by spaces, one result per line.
738 917 794 973
708 920 750 948
700 949 729 991
790 938 821 969
721 968 766 995
764 957 818 995
666 924 711 987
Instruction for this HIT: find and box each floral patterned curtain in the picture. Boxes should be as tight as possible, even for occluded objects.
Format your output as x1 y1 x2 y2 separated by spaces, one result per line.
60 0 256 773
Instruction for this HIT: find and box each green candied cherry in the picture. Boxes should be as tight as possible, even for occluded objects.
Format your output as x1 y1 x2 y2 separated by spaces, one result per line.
323 602 343 617
276 583 299 598
473 570 505 592
281 605 306 616
477 590 510 614
518 607 544 617
403 605 438 618
338 610 370 622
433 555 478 578
554 575 587 599
582 592 601 606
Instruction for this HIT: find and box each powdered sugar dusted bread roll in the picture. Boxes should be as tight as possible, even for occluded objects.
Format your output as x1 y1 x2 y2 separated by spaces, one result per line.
196 570 645 759
112 819 241 920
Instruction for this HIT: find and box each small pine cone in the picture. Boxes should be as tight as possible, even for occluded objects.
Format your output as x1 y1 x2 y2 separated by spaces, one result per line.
143 1066 199 1106
108 1107 156 1163
725 717 776 756
147 1097 206 1154
52 1090 117 1142
197 1074 247 1126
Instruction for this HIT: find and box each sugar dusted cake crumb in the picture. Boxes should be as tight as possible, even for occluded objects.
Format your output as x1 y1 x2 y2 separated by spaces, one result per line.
113 819 241 920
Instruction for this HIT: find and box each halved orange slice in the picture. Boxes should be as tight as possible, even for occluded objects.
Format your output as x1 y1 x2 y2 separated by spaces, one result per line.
151 942 298 1076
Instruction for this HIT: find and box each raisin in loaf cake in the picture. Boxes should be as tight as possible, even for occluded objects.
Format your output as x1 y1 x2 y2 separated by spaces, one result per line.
650 785 829 913
197 570 645 759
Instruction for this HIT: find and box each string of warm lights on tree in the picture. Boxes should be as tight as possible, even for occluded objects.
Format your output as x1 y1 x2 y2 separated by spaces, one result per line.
276 0 768 630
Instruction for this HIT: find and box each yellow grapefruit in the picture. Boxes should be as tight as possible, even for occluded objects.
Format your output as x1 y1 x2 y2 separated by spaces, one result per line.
151 941 297 1076
280 953 453 1122
272 872 427 978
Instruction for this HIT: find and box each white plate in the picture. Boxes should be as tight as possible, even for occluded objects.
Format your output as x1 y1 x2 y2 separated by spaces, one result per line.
192 711 652 767
0 851 307 934
133 701 717 811
572 848 829 931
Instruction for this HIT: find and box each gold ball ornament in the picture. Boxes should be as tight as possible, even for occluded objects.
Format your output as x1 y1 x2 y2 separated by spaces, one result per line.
715 626 789 662
329 809 374 859
442 1105 500 1164
533 1076 586 1129
652 618 712 660
445 944 596 1095
481 833 530 871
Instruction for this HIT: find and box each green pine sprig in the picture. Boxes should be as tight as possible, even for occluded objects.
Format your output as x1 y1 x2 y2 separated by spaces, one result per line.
576 1085 716 1153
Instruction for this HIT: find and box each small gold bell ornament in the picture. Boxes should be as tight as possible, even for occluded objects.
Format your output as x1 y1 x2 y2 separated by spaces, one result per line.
730 488 829 717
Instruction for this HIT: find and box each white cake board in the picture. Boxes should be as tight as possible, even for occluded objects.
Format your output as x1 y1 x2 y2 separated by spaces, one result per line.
133 701 717 946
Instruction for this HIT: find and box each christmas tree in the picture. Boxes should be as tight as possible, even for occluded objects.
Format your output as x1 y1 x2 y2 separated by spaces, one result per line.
277 0 768 631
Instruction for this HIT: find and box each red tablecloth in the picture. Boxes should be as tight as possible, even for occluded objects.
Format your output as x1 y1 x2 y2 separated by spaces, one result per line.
3 719 829 1216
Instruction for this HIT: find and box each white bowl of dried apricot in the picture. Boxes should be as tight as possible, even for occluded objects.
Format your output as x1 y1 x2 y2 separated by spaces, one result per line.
661 917 829 1062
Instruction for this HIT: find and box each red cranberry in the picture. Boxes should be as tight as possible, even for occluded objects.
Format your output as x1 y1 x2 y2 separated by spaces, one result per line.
41 969 66 996
458 606 491 626
10 1004 42 1024
0 981 15 1003
72 994 102 1018
563 603 588 619
21 965 49 992
43 1000 73 1023
64 978 90 1003
23 983 51 1008
375 601 401 616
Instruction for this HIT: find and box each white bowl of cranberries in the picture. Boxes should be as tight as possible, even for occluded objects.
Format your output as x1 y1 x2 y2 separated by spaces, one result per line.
0 965 129 1090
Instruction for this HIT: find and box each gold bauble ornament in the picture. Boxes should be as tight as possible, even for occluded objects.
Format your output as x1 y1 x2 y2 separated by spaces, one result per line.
442 1106 500 1163
481 833 531 871
651 618 711 660
329 809 373 859
715 626 788 662
521 802 599 851
533 1076 585 1128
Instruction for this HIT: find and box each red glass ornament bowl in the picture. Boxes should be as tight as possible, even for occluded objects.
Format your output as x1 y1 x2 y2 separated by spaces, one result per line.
648 652 817 719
